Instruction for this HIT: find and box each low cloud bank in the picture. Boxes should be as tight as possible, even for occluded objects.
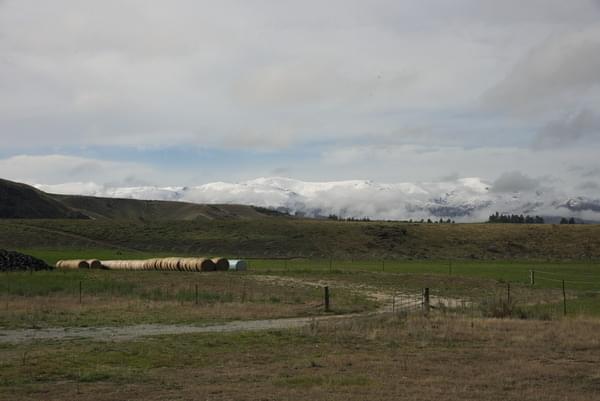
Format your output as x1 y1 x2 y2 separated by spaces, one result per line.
34 176 600 222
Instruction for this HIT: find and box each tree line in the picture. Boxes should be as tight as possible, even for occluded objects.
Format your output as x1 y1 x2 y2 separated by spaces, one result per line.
488 212 545 224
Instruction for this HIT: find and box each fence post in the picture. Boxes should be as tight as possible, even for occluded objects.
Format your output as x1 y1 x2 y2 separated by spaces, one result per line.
5 278 9 311
530 270 535 286
324 286 330 312
562 280 567 316
241 279 246 303
507 282 511 304
422 288 430 314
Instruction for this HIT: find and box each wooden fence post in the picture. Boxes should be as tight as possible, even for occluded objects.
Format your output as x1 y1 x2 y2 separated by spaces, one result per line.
324 286 330 312
530 270 535 286
507 282 511 304
562 280 567 316
423 288 430 314
6 278 9 311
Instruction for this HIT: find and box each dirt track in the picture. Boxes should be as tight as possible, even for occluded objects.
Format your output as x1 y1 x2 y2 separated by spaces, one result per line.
0 312 373 344
0 275 466 344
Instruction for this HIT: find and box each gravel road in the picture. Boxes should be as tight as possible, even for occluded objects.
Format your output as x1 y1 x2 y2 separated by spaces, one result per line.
0 313 365 344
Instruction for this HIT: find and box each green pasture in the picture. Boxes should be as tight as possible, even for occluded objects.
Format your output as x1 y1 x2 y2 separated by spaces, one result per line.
15 248 600 288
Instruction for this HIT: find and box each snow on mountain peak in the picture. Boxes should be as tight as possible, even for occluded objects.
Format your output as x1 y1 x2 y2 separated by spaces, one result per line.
33 176 600 222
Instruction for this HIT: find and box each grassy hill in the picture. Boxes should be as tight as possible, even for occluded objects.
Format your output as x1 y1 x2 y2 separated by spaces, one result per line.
0 178 277 220
0 218 598 261
2 178 599 261
0 178 87 219
53 194 278 220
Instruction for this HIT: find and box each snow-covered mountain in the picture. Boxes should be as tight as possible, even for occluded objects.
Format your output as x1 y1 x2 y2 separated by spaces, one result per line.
34 177 600 222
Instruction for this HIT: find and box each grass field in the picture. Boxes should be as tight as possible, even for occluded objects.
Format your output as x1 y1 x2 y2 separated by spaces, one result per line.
2 314 600 400
2 251 600 328
1 218 599 260
0 269 375 329
2 221 600 400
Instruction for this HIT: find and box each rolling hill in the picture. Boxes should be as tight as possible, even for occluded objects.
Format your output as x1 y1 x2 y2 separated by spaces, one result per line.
0 178 279 220
0 178 88 219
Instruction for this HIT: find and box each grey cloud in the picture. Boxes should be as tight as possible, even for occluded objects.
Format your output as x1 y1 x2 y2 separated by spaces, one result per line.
482 30 600 115
270 167 292 177
561 197 600 213
1 0 600 192
491 171 540 193
577 181 600 191
582 167 600 178
533 109 600 149
439 172 460 182
0 154 158 185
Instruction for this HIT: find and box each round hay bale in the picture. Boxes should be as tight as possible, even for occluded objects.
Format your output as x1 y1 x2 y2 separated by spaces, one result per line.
144 258 160 270
87 259 102 269
101 260 116 270
178 258 190 271
152 258 162 270
101 260 128 270
56 260 89 269
171 257 181 271
200 259 217 272
180 258 207 272
228 259 248 271
155 258 167 271
159 258 171 271
212 258 229 271
161 257 180 271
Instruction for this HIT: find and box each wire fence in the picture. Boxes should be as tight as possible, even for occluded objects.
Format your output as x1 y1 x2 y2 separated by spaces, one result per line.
387 275 600 320
3 265 600 320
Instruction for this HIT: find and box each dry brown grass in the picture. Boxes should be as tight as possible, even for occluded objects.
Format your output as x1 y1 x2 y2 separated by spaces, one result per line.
2 314 600 401
0 295 324 329
0 272 375 329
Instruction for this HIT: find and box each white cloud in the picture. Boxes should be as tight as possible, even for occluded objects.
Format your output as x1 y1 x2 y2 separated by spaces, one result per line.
2 0 598 153
32 176 600 222
0 154 156 185
0 0 599 194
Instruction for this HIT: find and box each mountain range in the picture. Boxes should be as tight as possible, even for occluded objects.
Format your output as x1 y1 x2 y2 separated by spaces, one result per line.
22 177 600 222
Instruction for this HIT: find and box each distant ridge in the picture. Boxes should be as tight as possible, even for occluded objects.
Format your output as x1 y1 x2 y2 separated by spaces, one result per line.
0 178 282 220
0 178 88 219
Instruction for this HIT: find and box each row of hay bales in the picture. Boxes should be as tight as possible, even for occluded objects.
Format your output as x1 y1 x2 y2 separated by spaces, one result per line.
55 259 102 269
55 257 247 272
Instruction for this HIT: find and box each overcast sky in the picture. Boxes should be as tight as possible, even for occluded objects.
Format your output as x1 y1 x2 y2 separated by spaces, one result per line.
1 0 599 195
